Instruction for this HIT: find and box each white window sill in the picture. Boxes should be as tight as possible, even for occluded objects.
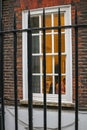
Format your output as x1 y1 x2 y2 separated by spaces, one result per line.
20 100 75 109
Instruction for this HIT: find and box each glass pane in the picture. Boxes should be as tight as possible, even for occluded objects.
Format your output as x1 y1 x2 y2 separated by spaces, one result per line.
41 35 52 53
42 76 53 94
32 36 39 53
46 35 52 53
32 56 40 73
54 34 65 53
54 14 58 27
55 76 66 94
54 56 58 73
46 56 52 73
31 16 39 33
41 35 43 53
54 13 65 32
45 15 51 32
32 76 40 93
61 55 66 73
54 55 66 74
54 34 58 53
55 62 59 74
61 13 64 26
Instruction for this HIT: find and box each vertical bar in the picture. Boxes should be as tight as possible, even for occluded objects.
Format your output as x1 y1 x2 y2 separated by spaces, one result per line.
75 7 78 130
14 13 18 130
27 10 33 130
43 8 47 130
58 8 62 130
0 8 5 130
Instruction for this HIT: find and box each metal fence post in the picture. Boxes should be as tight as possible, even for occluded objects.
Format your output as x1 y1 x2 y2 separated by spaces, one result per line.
75 7 79 130
27 10 33 130
14 13 18 130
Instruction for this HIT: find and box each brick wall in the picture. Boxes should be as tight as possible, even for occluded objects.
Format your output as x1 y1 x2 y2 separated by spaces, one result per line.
3 0 15 104
76 0 87 108
71 0 87 108
2 0 87 108
2 0 23 104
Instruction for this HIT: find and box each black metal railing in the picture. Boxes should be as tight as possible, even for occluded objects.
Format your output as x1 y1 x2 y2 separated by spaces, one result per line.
0 7 87 130
75 7 79 130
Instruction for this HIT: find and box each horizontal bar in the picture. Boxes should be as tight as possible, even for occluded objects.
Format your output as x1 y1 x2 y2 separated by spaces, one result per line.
0 24 87 34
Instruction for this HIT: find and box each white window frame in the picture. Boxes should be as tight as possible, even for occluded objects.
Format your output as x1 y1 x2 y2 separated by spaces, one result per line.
22 5 72 103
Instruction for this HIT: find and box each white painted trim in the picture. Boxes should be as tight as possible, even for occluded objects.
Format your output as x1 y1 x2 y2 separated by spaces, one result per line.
22 5 71 16
22 5 72 102
22 11 28 100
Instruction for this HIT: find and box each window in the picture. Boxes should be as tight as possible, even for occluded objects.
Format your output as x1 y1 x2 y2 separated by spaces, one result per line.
22 5 72 103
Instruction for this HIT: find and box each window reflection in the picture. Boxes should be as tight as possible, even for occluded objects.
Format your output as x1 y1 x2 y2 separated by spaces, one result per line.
43 76 53 94
45 15 51 33
42 76 66 94
54 55 66 74
54 34 65 53
32 76 40 93
54 13 65 32
31 16 39 33
55 76 66 94
32 56 40 73
46 35 52 53
32 36 39 53
46 56 52 73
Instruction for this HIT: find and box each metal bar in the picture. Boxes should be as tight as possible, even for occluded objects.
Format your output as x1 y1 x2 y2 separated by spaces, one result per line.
58 8 62 130
13 13 18 130
0 0 5 129
27 10 33 130
43 8 47 130
0 24 87 34
75 7 79 130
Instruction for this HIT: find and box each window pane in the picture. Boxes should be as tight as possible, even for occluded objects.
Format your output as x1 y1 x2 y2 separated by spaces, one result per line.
42 56 52 74
55 63 59 74
46 35 52 53
41 35 52 53
54 34 58 53
54 34 65 53
54 55 66 74
55 76 66 94
45 15 51 32
32 36 39 53
54 13 65 32
46 56 52 73
32 56 40 73
31 16 39 33
61 55 66 73
32 76 40 93
42 76 53 94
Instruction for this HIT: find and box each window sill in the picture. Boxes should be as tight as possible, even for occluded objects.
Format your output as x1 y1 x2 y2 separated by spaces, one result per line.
20 100 75 110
